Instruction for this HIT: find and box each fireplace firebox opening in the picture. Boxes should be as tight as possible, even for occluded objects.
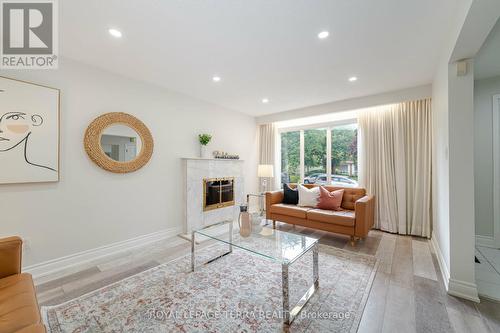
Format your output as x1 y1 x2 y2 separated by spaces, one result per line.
203 177 235 211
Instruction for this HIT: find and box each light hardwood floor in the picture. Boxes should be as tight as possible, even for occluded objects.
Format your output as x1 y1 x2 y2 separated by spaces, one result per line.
35 223 500 332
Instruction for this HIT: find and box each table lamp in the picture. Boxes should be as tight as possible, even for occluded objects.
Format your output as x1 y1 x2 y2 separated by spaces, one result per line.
258 164 274 193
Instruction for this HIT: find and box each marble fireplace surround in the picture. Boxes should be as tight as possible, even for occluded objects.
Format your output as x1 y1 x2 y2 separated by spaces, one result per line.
181 158 244 239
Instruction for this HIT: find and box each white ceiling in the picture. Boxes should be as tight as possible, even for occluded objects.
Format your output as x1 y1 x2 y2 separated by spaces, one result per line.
475 18 500 80
60 0 457 116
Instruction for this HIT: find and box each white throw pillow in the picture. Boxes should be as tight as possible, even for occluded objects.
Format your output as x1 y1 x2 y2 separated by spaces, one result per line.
297 184 320 207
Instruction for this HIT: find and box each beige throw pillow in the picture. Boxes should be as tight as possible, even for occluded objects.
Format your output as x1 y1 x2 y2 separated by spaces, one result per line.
297 184 320 207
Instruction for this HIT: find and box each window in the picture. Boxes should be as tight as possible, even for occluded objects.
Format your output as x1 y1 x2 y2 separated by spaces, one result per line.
279 122 358 187
304 128 326 184
330 123 358 186
280 131 300 184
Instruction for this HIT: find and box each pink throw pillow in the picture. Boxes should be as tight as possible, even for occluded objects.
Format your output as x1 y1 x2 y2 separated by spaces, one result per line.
317 187 344 210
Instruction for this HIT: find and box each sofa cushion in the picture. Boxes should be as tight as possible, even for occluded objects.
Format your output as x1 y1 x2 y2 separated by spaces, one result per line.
283 184 299 205
307 209 355 227
297 184 320 207
0 273 42 333
269 203 311 219
339 188 366 210
295 185 366 210
0 237 22 279
317 187 344 211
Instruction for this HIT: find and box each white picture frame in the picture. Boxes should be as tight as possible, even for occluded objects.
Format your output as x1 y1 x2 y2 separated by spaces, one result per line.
0 76 60 184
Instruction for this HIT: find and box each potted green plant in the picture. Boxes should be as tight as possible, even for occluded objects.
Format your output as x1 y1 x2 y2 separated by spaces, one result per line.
198 133 212 158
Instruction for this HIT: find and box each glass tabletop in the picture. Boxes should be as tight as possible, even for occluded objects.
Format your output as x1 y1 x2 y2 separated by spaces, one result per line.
194 221 318 265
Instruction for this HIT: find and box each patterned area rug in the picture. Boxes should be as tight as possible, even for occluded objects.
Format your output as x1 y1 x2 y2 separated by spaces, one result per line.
42 242 378 332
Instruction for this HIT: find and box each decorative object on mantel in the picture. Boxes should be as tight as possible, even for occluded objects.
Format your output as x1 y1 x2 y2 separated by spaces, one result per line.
198 133 212 158
212 150 240 159
84 112 154 173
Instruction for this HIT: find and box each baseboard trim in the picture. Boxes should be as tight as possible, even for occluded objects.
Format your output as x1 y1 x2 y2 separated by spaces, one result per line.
475 235 496 248
430 234 480 303
25 227 181 282
431 235 479 303
448 279 480 303
478 292 500 303
430 234 450 291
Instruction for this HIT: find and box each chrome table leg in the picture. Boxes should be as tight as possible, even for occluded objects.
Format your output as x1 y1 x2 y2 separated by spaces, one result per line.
282 263 290 324
313 243 319 283
229 219 233 253
283 243 319 325
191 231 195 272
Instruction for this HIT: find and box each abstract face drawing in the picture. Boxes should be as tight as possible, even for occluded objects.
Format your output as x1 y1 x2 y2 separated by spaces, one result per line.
0 111 56 171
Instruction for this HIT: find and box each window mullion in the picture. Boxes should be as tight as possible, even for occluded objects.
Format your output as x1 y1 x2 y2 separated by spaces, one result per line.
326 127 332 183
300 130 304 183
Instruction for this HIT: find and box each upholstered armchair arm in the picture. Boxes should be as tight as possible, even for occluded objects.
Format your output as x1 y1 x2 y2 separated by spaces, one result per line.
265 190 284 219
0 236 22 279
354 196 375 238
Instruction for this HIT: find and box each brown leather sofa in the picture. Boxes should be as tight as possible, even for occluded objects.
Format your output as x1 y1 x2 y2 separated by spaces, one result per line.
266 184 375 245
0 237 46 333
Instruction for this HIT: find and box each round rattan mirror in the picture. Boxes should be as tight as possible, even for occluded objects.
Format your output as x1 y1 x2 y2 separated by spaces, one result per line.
84 112 154 173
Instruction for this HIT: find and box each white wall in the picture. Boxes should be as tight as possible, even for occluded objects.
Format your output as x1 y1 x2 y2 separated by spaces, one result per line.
474 76 500 238
431 58 451 277
0 58 258 268
431 0 500 302
256 85 432 124
448 59 478 300
431 0 473 290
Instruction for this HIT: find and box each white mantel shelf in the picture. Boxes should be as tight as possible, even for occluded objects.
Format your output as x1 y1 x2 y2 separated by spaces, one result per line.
181 157 244 161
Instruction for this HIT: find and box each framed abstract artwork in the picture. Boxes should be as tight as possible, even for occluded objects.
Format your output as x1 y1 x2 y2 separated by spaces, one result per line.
0 76 60 184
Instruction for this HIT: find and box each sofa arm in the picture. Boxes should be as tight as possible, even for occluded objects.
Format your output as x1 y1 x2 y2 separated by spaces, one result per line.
354 196 375 238
0 236 22 279
265 190 284 219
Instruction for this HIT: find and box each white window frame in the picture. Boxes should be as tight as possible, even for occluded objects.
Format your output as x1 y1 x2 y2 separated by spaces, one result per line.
277 118 357 184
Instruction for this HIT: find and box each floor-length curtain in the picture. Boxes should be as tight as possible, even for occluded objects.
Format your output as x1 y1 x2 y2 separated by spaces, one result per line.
259 123 276 192
358 99 432 237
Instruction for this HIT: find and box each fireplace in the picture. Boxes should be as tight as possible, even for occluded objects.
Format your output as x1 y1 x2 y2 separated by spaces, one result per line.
203 177 235 211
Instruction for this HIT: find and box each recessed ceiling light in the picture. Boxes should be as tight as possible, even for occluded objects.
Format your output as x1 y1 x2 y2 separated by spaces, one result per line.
262 98 270 104
318 31 329 39
108 28 122 38
212 76 221 82
348 76 358 82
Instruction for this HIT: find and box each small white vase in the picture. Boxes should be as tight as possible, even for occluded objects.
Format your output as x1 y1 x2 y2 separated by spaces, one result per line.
200 145 209 158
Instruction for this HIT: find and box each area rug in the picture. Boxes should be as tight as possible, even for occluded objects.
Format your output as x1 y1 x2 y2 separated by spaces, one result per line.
42 242 378 332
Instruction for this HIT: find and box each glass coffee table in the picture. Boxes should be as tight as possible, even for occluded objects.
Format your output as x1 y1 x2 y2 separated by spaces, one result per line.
191 220 319 325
